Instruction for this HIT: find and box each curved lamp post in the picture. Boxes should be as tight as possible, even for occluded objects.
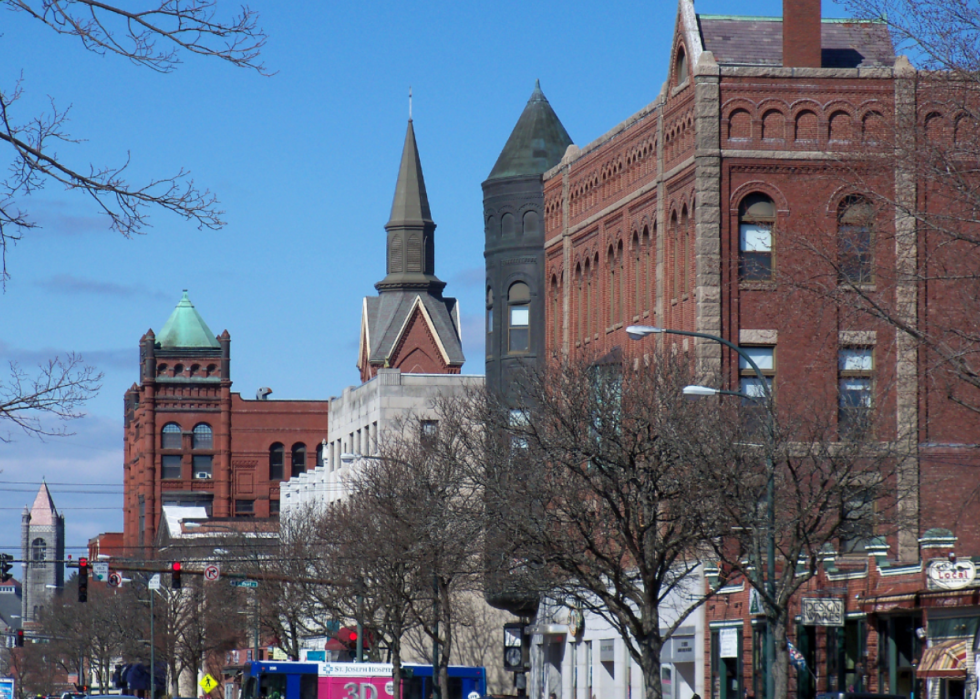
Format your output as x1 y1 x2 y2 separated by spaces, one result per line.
626 325 777 699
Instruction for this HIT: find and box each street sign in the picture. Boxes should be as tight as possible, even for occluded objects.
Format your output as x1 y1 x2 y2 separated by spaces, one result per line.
200 674 219 693
108 572 122 588
203 565 220 582
232 580 258 588
0 677 15 699
148 573 161 590
93 562 109 582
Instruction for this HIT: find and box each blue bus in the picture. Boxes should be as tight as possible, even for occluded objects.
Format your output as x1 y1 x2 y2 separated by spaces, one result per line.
241 661 487 699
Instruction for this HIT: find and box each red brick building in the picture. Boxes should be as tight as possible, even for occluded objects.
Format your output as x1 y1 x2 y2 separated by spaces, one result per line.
494 0 980 697
122 292 329 551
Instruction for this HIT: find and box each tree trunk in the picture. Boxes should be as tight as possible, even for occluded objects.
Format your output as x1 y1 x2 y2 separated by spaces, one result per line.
771 613 790 699
639 637 664 699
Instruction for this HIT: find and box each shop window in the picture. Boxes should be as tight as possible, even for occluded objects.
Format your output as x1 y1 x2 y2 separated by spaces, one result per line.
162 455 182 480
192 423 213 450
161 422 182 449
269 443 284 480
739 194 775 281
838 196 875 284
193 455 213 479
508 282 531 353
839 348 873 437
711 627 743 699
291 443 306 478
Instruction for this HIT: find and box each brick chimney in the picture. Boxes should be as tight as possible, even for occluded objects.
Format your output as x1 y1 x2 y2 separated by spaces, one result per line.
783 0 822 68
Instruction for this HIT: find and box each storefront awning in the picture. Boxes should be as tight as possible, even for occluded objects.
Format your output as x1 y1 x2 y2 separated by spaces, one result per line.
917 639 969 678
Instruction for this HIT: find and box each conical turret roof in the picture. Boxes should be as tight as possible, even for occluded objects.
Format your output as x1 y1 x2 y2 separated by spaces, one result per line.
487 80 573 181
156 291 220 349
387 120 433 228
28 481 58 526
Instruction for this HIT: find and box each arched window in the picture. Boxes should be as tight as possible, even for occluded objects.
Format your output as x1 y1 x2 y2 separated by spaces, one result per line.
161 423 182 449
173 363 184 376
738 194 775 281
32 538 46 568
608 247 617 327
551 274 561 353
269 443 284 481
681 206 689 296
671 212 681 298
838 197 875 284
192 423 213 450
575 264 584 344
508 282 531 353
291 443 307 478
675 47 688 85
486 286 494 343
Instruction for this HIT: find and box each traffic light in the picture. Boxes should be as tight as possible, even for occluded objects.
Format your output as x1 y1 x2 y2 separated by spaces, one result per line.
503 622 524 671
78 557 88 603
15 629 23 647
171 561 182 589
0 554 12 583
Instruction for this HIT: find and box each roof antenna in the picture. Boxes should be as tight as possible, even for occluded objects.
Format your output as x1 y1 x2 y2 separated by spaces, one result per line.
409 86 413 121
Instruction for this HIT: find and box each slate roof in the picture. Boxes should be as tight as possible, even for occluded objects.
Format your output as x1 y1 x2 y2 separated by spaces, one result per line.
697 17 895 68
28 482 58 526
0 584 22 631
487 80 573 181
388 120 433 227
156 291 220 349
363 291 464 366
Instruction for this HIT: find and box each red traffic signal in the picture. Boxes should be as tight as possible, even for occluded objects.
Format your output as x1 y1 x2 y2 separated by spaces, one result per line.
78 557 88 603
171 561 182 589
15 629 24 647
78 557 88 569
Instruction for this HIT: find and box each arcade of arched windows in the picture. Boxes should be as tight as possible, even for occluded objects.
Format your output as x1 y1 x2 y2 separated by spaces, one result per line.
664 113 695 168
560 220 659 349
721 98 895 149
561 136 658 226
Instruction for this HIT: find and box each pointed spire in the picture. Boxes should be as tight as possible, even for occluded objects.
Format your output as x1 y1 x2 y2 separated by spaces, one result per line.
29 482 58 526
156 291 220 349
387 120 433 228
487 80 573 181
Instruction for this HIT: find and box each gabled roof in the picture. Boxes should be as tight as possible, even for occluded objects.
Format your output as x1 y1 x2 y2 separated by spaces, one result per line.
28 482 58 526
697 16 895 68
388 120 433 228
156 291 220 349
487 80 573 181
360 291 464 368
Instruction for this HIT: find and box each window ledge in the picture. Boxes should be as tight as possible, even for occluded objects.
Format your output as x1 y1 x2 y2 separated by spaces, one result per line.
739 281 776 291
841 284 877 293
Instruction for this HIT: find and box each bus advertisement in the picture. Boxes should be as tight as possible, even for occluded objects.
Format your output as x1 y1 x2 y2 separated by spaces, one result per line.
242 661 487 699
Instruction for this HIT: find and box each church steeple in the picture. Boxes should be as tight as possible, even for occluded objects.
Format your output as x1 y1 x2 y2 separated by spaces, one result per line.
376 119 445 295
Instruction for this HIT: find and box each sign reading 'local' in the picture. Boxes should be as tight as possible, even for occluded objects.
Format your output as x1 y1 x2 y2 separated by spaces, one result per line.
927 558 977 590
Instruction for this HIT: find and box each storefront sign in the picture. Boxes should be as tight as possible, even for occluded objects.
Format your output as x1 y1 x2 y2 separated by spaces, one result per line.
801 597 845 626
662 634 696 663
600 638 616 662
719 628 739 658
927 559 977 590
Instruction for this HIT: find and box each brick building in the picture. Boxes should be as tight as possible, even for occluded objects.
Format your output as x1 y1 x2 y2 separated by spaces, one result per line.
484 0 980 698
122 292 329 551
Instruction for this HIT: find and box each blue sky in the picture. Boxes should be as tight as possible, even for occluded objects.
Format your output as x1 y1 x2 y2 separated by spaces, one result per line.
0 0 863 558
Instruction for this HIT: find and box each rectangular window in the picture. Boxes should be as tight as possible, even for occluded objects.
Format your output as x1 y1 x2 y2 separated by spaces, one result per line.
420 419 439 448
739 223 772 280
162 455 182 480
269 499 280 515
509 306 530 352
739 346 775 401
193 454 213 479
235 499 255 515
839 348 873 437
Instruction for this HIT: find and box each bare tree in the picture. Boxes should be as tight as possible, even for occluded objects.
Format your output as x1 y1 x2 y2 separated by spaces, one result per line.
0 354 102 441
1 0 269 283
469 353 741 699
697 397 914 699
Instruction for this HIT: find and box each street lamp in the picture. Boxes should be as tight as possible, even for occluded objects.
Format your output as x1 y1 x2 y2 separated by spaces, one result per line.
340 452 439 699
627 325 777 699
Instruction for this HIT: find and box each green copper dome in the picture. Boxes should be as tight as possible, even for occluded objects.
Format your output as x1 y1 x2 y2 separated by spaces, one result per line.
156 291 220 349
487 80 573 181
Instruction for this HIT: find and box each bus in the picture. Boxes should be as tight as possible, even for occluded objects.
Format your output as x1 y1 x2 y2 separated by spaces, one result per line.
241 661 487 699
